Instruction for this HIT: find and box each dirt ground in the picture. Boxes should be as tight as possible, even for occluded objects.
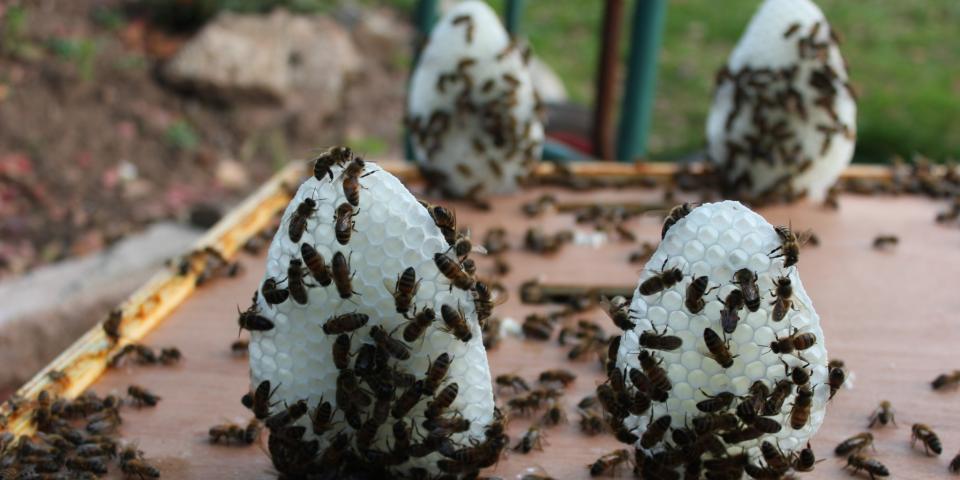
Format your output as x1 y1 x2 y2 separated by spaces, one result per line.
0 0 409 278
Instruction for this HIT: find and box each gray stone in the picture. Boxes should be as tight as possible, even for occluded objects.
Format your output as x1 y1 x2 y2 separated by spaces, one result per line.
164 10 360 107
0 222 201 389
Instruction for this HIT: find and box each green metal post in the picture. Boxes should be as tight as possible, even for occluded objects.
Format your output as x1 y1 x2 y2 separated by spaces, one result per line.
505 0 524 36
616 0 666 162
406 0 439 161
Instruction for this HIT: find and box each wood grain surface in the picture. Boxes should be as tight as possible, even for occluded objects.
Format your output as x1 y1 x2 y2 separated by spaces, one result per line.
86 187 960 479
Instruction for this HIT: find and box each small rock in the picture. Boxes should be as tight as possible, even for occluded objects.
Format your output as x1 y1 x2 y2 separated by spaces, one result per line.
215 158 250 191
163 9 360 109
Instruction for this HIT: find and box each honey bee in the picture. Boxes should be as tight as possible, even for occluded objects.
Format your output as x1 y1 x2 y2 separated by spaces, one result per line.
911 423 942 456
932 370 960 390
835 433 874 456
684 275 716 313
109 343 155 367
159 347 181 365
789 385 814 429
103 309 123 343
600 296 634 331
639 259 684 296
434 252 475 290
732 268 760 312
261 277 290 304
331 334 350 369
872 235 899 250
310 400 333 435
209 419 260 444
792 442 818 471
522 313 553 341
640 415 672 448
719 289 745 334
494 374 529 393
370 326 410 361
237 303 274 333
482 227 509 254
392 380 425 419
243 380 279 420
322 312 369 335
341 157 372 207
693 413 739 435
440 304 472 342
265 399 309 430
769 275 795 322
423 353 452 395
829 364 847 399
661 203 694 239
128 385 161 407
333 203 358 245
514 425 544 453
703 327 735 368
313 146 353 181
331 251 357 299
696 391 735 413
782 359 810 385
752 416 783 434
578 410 606 436
402 307 435 343
949 451 960 473
770 224 802 268
66 456 109 475
121 457 161 479
425 383 459 419
390 267 420 316
537 401 567 427
539 369 576 386
288 198 317 243
297 244 332 287
763 379 793 416
759 440 790 473
589 449 631 476
422 203 457 245
286 258 309 304
472 281 498 323
844 454 889 479
628 242 657 264
461 258 477 277
783 22 801 38
638 351 672 397
769 328 817 356
868 400 896 428
640 327 683 351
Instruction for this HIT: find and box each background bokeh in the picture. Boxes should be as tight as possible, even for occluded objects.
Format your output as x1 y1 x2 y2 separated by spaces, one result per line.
0 0 957 278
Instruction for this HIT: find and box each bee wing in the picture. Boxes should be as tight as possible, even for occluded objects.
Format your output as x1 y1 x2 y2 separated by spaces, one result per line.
471 244 488 255
382 277 397 295
796 229 816 247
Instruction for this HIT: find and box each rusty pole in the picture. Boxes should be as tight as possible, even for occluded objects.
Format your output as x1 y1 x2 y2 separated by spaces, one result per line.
592 0 624 160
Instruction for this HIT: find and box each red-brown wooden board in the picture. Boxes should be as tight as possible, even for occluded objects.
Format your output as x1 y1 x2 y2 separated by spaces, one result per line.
85 187 960 479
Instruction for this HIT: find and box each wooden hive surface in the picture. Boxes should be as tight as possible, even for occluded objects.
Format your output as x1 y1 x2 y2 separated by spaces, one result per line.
69 187 960 479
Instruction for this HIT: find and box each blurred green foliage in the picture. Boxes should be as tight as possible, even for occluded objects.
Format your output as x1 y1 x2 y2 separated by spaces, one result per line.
165 120 200 151
48 38 99 82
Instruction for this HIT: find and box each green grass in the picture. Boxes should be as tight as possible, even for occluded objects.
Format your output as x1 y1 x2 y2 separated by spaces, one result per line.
509 0 960 161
